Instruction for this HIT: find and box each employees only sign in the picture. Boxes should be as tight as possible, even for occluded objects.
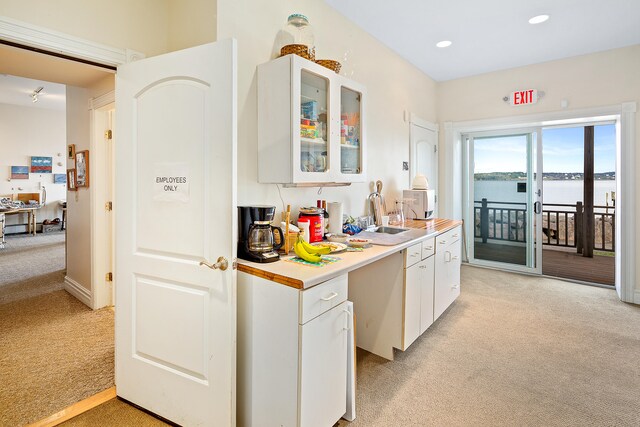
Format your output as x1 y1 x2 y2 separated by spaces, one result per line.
153 162 190 203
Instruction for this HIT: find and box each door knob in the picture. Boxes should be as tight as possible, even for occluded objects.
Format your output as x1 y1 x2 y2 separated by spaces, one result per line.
200 256 229 271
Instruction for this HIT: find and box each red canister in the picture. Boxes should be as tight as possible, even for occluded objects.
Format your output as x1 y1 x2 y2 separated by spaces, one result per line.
298 208 324 242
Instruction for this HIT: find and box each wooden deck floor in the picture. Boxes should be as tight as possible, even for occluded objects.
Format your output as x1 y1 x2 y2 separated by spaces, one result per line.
474 243 615 286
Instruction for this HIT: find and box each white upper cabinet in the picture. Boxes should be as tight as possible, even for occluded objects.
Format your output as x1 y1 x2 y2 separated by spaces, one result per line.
257 54 366 185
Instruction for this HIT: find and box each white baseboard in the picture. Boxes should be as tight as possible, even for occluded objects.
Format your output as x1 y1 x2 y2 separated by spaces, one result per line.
64 276 92 308
635 289 640 305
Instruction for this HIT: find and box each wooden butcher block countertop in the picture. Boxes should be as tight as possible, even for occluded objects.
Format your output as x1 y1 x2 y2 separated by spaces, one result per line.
237 218 462 290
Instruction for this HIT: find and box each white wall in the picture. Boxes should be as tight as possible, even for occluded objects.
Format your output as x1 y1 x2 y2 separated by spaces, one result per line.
167 0 217 52
217 0 437 222
0 103 66 230
1 0 217 57
437 45 640 293
64 74 115 295
0 0 171 57
65 86 92 291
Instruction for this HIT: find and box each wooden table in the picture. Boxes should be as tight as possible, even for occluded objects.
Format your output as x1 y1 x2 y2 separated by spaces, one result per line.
1 206 39 236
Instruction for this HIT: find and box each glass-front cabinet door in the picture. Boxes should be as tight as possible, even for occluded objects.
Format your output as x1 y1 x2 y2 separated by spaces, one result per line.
337 85 364 181
293 69 331 182
257 54 366 184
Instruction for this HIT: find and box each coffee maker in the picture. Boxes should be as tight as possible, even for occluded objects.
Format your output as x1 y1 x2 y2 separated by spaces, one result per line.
238 206 284 263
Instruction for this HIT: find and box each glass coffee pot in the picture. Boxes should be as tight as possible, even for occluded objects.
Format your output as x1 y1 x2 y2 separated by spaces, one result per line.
248 221 284 254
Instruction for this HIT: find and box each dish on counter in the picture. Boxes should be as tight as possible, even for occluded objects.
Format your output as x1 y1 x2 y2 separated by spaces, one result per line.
347 238 371 247
311 241 348 253
327 233 349 243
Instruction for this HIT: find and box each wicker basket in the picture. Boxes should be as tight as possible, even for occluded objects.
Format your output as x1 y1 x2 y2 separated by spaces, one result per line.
315 59 341 74
280 44 315 61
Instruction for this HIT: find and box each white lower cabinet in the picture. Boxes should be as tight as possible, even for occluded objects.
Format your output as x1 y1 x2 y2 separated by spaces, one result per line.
349 227 460 360
419 256 436 334
434 228 462 321
403 259 422 349
238 272 349 427
300 302 348 427
403 256 435 349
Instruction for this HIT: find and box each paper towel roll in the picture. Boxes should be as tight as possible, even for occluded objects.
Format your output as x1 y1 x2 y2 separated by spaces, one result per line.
327 202 344 235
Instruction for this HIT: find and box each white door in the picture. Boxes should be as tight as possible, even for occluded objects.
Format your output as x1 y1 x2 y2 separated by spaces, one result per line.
410 121 438 203
115 40 237 426
463 129 543 275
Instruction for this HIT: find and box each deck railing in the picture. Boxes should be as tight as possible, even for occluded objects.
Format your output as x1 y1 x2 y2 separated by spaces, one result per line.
474 199 615 252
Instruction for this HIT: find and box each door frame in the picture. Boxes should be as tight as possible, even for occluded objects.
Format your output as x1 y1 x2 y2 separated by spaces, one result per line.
90 93 115 309
1 17 134 308
444 102 637 303
0 15 141 67
462 127 543 275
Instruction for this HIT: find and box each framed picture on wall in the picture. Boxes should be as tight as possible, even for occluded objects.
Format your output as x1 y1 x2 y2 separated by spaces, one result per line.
75 150 89 188
31 156 53 174
54 173 67 184
68 144 76 160
11 166 29 179
67 169 77 191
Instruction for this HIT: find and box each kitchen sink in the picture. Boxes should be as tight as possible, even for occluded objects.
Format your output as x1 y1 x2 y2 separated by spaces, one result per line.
374 226 409 234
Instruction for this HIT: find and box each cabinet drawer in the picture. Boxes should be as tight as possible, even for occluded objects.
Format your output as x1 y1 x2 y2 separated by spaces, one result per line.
404 242 422 268
300 274 348 324
421 237 435 259
436 225 461 251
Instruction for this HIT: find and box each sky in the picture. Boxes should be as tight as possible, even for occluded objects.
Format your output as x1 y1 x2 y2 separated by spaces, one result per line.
473 124 616 174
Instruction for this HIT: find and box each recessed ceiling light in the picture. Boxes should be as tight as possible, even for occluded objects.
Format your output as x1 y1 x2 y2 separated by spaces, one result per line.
436 40 452 48
529 14 550 24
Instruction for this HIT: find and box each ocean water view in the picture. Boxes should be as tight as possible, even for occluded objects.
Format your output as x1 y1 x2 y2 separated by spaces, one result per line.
474 180 617 207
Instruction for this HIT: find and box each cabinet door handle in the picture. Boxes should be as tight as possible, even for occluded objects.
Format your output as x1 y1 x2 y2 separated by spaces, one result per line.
343 309 352 331
321 292 338 301
410 253 418 257
425 246 433 250
439 240 446 245
452 255 459 260
452 234 459 238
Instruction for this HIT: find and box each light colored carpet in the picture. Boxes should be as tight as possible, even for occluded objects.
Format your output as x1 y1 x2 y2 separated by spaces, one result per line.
338 266 640 426
0 230 115 427
0 231 66 304
64 266 640 426
61 399 168 426
0 291 115 426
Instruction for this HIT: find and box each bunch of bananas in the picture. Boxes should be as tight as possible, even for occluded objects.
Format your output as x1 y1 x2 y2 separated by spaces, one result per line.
294 234 331 263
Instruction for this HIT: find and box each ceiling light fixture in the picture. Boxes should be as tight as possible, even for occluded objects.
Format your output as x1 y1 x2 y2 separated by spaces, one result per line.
31 86 44 103
436 40 452 48
529 14 550 24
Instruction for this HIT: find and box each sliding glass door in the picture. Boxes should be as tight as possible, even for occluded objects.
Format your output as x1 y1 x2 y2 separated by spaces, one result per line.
463 129 542 274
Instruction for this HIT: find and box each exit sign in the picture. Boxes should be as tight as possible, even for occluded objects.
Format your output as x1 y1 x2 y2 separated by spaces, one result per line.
510 89 538 106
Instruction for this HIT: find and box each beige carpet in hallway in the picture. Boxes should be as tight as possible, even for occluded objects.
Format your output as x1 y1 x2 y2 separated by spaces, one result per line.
0 231 66 304
0 231 114 426
0 290 114 426
65 266 640 426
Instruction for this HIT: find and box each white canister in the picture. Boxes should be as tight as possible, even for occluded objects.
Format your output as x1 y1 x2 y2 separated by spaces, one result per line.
297 221 310 241
327 202 344 235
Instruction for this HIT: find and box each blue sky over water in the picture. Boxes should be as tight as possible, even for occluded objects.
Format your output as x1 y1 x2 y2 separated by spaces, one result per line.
473 124 616 174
